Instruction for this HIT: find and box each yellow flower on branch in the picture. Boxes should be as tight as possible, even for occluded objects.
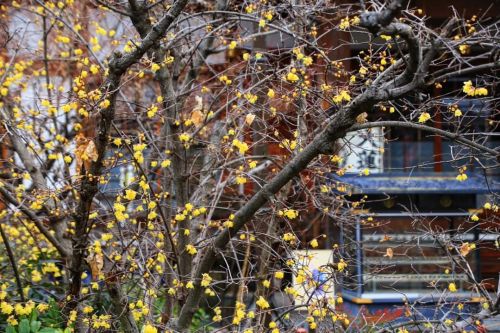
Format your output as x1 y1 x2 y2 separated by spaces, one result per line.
256 296 270 309
185 244 197 255
418 112 431 123
286 72 299 82
463 80 488 96
143 324 157 333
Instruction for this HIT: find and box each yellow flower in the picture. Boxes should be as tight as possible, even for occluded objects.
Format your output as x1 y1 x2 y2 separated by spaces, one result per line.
448 282 457 292
15 301 35 316
256 296 270 309
36 303 49 312
90 64 99 74
125 189 137 201
7 316 18 326
201 273 212 287
471 214 479 222
418 112 431 123
228 41 237 50
151 63 161 73
332 90 351 104
283 233 296 243
463 80 488 97
185 244 197 255
83 305 94 314
175 213 186 221
32 270 42 282
274 271 284 279
286 72 299 82
143 324 157 333
339 17 350 30
1 302 14 315
267 89 275 98
459 44 470 55
179 133 190 142
232 139 249 154
456 173 468 182
303 56 313 66
213 307 222 322
337 259 346 271
279 209 298 219
223 220 234 228
100 99 111 109
236 176 247 185
310 239 319 248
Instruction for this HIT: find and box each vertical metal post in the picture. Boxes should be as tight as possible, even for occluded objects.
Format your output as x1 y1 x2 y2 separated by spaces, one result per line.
356 217 363 296
474 217 481 282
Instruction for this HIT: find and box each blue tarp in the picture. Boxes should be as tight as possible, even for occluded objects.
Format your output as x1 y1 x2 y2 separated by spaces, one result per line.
330 172 500 194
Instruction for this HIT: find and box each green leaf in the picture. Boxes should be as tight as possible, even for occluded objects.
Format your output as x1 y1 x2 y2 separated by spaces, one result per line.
30 320 42 333
6 326 17 333
19 319 31 333
38 329 58 333
30 310 38 323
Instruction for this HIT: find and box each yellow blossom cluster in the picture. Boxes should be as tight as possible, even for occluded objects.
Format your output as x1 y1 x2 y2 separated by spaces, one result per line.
463 80 488 97
278 209 299 219
279 139 297 151
456 166 468 182
418 112 431 123
232 139 249 154
339 16 360 30
449 104 462 117
332 90 351 104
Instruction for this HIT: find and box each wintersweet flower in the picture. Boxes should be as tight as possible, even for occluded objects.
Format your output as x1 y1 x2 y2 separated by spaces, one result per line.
463 80 488 96
201 273 212 287
256 296 270 309
185 244 197 255
418 112 431 123
310 239 319 248
143 324 157 333
286 72 299 82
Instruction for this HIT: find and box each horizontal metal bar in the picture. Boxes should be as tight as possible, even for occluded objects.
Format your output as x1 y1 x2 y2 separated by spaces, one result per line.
358 212 473 217
363 273 468 283
364 257 450 265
